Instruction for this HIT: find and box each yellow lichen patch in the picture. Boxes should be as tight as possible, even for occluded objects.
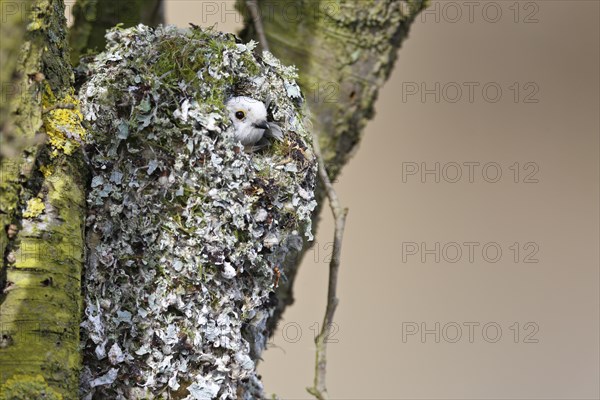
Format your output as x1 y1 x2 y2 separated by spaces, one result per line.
40 164 54 177
26 21 43 32
0 374 63 400
23 197 45 219
42 85 86 158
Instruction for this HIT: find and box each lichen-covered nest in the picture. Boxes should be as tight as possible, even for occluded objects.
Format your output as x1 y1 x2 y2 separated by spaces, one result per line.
78 24 316 399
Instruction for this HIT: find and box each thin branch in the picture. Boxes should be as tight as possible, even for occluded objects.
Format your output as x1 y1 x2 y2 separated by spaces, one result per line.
307 132 348 400
245 0 269 52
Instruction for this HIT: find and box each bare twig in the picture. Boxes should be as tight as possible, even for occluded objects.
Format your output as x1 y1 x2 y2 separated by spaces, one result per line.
307 132 348 400
245 0 269 52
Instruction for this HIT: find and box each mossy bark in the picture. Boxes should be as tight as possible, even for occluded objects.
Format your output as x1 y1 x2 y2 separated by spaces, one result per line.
0 0 86 398
68 0 164 65
237 0 428 331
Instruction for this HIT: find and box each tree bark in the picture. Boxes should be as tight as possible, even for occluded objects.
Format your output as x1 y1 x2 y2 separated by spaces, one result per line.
237 0 428 334
0 0 31 158
0 0 86 398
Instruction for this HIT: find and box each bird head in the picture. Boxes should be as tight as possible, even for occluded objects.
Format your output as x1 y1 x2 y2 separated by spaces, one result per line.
225 96 283 148
226 96 269 146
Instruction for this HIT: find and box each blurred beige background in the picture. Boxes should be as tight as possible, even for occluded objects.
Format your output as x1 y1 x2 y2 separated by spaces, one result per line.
162 1 599 399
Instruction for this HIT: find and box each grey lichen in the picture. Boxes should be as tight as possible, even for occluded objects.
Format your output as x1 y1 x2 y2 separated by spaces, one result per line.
78 24 316 399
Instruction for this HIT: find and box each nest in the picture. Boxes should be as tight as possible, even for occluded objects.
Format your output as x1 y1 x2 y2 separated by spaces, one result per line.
78 24 316 399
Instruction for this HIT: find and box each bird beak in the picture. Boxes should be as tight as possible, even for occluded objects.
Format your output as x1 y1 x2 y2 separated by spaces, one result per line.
253 120 269 130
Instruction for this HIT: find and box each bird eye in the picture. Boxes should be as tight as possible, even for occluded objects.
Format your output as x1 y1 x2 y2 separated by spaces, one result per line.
235 111 245 120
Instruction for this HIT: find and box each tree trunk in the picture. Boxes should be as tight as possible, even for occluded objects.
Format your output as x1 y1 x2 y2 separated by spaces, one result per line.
68 0 164 65
0 0 86 398
0 0 30 155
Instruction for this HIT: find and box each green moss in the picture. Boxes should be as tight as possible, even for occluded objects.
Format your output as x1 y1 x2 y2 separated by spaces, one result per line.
0 1 84 398
240 52 261 76
150 30 236 109
0 374 63 400
0 159 20 214
2 160 85 397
